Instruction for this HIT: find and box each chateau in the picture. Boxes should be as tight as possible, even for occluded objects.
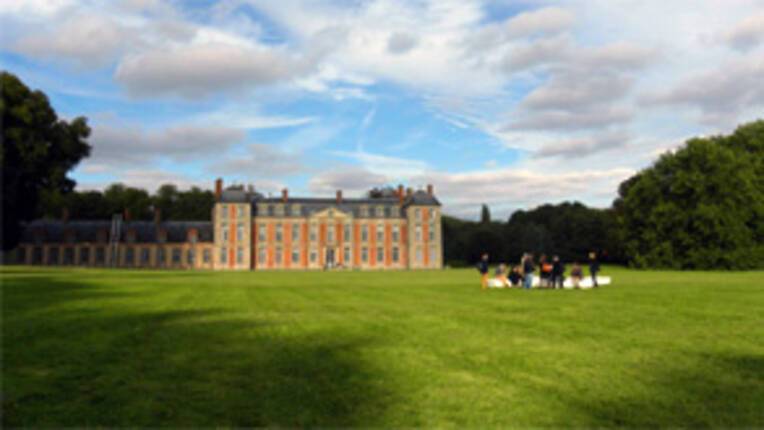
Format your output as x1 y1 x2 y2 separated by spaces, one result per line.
16 179 443 270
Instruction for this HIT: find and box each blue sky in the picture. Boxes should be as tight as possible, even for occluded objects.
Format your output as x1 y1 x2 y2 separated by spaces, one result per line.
2 0 763 218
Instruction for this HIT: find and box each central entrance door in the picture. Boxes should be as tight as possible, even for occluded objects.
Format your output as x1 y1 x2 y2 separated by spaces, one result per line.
325 247 335 268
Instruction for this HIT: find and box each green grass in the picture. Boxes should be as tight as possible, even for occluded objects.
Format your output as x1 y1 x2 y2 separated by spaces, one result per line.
2 266 763 427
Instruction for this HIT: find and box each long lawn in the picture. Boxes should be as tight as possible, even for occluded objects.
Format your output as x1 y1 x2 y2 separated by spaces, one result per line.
2 266 762 427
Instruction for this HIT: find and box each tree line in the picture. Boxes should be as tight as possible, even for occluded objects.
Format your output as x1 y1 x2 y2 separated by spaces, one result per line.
3 71 763 269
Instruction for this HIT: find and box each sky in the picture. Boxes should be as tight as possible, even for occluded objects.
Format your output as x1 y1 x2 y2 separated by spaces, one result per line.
2 0 763 219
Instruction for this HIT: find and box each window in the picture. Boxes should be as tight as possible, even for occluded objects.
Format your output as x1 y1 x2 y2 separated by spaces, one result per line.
361 225 368 242
237 247 244 264
429 223 435 241
96 247 105 264
267 204 274 216
416 247 423 263
392 225 399 242
384 206 391 217
376 247 384 263
430 210 437 220
275 224 283 242
310 250 317 263
47 247 59 265
258 224 266 242
125 247 134 266
258 247 266 265
292 249 300 264
275 247 282 264
236 223 244 242
221 204 228 218
392 247 399 263
310 224 317 242
292 223 300 242
291 204 301 216
328 227 335 243
172 248 181 264
203 249 211 263
343 224 351 242
33 247 43 264
429 246 438 264
80 247 90 265
376 224 384 242
188 230 197 244
414 208 421 219
237 205 245 218
343 246 350 263
359 206 368 217
141 248 150 265
274 204 284 216
157 247 166 266
415 224 422 241
220 247 227 264
187 249 195 265
222 224 229 241
361 247 368 262
63 247 74 265
376 206 384 217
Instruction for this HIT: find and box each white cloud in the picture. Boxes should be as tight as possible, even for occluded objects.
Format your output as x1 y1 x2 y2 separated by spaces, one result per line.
212 143 304 177
722 13 764 51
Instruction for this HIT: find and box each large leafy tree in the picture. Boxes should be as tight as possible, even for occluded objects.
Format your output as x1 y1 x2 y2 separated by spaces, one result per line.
616 120 764 269
1 72 91 250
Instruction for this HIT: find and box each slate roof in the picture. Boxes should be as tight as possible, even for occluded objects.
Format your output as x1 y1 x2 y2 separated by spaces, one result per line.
19 220 213 244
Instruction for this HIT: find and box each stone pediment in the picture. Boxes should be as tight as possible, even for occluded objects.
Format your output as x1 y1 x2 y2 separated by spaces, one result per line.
309 207 352 220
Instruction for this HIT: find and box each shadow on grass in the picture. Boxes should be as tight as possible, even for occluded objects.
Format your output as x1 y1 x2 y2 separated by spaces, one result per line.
562 353 764 427
2 274 394 427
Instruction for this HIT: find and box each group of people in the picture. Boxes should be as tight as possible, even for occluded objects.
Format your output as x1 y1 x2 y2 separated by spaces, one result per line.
476 252 601 290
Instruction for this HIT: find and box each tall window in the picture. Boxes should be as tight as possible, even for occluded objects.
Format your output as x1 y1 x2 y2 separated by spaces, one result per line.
80 247 90 265
237 247 244 264
310 250 317 263
361 225 368 242
416 247 423 263
95 247 105 264
392 225 399 242
360 206 368 217
376 224 384 242
235 223 243 241
428 223 435 241
328 227 335 243
258 248 266 265
63 247 74 265
376 247 384 263
125 247 134 266
157 247 165 266
376 206 384 217
415 224 422 241
140 248 150 265
221 204 228 218
361 247 368 262
172 248 181 264
429 246 437 264
292 249 300 264
343 246 350 263
258 224 266 242
220 247 227 264
203 249 211 263
414 208 421 219
275 247 282 264
275 224 283 242
187 249 195 265
237 205 245 218
343 224 351 242
392 247 399 263
222 223 229 241
292 223 300 242
310 224 317 242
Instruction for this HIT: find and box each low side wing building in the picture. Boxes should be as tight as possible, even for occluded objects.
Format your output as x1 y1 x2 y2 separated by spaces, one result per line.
15 179 443 271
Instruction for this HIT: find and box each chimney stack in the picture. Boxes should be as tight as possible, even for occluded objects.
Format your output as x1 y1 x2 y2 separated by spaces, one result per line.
123 208 131 222
336 190 343 204
427 184 434 196
62 207 70 223
397 184 405 204
282 188 289 202
215 178 223 201
154 208 161 225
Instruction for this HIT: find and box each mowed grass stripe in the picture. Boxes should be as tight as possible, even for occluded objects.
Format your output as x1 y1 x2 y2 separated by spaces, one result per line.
2 266 762 427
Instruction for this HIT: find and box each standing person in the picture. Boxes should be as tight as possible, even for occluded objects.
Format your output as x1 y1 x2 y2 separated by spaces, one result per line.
539 254 552 288
551 255 564 289
477 253 490 290
570 262 583 289
589 251 600 288
509 265 523 287
522 253 535 289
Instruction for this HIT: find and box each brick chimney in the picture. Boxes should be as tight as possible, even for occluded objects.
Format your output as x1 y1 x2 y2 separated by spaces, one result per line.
397 184 405 205
61 207 70 223
427 184 434 196
154 208 161 225
281 188 289 202
215 178 223 201
336 190 343 204
123 208 131 222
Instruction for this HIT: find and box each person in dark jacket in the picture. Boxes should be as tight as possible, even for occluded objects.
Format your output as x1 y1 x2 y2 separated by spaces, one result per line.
508 265 523 287
522 253 535 289
589 251 600 287
539 254 552 288
551 255 564 289
477 253 490 290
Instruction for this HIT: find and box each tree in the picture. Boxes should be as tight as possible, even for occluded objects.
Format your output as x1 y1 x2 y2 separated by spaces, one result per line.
1 72 91 250
617 120 764 269
480 204 491 223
